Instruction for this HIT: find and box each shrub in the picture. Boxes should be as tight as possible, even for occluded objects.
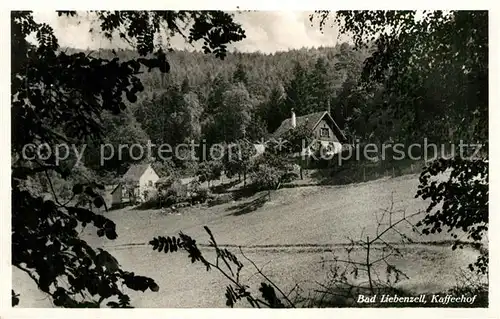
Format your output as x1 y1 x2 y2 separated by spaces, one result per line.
208 193 233 206
190 188 209 204
252 164 282 191
143 188 158 202
281 171 300 184
197 160 223 187
251 153 297 197
154 177 189 207
137 196 160 210
169 180 188 199
156 176 177 192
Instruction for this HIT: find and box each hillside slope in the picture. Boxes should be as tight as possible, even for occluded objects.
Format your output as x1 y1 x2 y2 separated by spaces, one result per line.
14 174 484 307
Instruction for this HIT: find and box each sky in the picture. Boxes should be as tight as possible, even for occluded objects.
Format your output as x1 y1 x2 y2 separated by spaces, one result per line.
31 11 348 53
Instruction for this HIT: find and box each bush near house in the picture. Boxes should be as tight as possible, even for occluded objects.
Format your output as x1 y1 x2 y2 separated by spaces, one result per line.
187 180 210 204
139 175 212 209
155 177 188 207
250 152 298 197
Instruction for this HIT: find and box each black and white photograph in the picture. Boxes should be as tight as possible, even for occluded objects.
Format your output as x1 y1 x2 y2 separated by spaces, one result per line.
6 7 491 312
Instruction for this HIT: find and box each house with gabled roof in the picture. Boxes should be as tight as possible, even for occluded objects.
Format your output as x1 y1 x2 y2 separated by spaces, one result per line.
111 163 160 207
273 109 349 157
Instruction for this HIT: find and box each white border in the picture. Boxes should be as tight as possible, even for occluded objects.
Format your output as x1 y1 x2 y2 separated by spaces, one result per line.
1 2 499 319
1 0 498 10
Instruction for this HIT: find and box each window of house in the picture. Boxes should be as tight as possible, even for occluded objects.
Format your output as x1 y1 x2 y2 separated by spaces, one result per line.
148 181 153 187
320 127 330 138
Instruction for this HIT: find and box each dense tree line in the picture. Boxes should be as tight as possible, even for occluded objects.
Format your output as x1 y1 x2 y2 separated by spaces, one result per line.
73 43 369 176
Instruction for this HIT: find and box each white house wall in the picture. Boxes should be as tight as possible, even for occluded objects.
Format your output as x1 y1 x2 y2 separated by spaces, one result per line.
138 165 160 201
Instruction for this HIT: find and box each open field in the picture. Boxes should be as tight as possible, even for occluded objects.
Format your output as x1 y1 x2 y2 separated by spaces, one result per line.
13 174 484 307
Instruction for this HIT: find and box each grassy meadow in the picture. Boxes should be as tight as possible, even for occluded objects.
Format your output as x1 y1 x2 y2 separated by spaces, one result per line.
13 174 484 307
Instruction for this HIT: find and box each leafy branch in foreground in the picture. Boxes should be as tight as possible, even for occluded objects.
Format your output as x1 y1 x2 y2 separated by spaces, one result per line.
12 10 246 307
416 156 488 275
310 8 489 288
13 175 159 308
149 226 295 308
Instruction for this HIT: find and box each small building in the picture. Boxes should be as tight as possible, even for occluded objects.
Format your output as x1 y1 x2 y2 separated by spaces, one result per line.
272 109 349 158
111 163 160 207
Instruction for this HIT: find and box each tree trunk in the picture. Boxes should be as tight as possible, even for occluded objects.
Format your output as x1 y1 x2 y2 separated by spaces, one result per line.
298 157 304 180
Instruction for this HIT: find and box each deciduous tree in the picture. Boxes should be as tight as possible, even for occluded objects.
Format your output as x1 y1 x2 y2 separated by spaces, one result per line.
311 10 488 273
11 10 245 307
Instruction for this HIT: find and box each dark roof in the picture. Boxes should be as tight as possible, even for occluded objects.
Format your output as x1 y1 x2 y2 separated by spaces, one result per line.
122 163 152 182
273 111 347 142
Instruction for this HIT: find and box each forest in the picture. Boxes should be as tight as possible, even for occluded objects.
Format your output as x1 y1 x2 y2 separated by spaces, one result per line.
66 43 370 179
64 15 487 182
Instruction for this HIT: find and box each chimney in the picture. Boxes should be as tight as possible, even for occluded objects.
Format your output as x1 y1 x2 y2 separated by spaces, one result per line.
291 109 296 128
327 99 331 115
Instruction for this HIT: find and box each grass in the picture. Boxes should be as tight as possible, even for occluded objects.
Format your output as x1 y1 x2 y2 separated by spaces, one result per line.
13 173 486 307
304 158 425 186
